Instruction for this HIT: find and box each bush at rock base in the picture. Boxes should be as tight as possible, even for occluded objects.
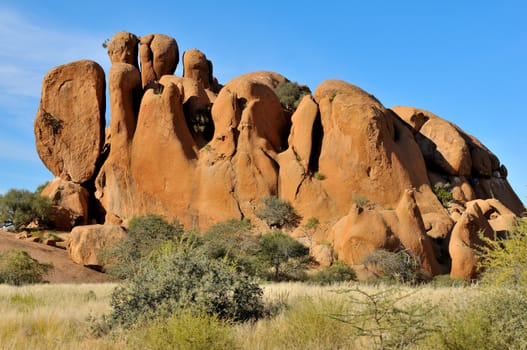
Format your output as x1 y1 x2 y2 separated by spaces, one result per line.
257 230 310 281
478 217 527 288
200 218 261 275
99 214 186 279
0 249 52 285
107 245 263 327
361 249 424 284
309 261 357 285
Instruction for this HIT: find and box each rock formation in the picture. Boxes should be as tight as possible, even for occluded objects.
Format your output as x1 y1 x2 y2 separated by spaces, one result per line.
67 224 126 270
139 34 179 89
34 31 525 280
34 59 105 183
41 177 90 231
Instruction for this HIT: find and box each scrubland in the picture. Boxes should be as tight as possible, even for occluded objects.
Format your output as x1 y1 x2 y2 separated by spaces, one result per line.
1 281 512 350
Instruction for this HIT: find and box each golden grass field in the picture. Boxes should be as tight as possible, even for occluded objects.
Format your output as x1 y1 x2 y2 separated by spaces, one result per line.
0 281 481 350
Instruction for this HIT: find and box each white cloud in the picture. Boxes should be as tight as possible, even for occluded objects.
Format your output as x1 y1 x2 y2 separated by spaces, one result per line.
0 7 112 192
0 7 110 139
0 7 110 99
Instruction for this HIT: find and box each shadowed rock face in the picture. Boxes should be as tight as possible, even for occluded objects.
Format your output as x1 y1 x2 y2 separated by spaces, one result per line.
393 106 525 216
34 59 105 184
34 31 525 280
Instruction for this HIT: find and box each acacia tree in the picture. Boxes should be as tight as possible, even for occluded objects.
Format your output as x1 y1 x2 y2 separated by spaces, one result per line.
257 230 309 281
0 189 52 230
255 196 301 230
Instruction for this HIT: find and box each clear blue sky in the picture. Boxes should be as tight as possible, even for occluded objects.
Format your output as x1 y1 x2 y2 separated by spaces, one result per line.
0 1 525 204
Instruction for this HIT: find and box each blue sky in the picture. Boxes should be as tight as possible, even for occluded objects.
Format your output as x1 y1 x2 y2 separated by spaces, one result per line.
0 1 525 203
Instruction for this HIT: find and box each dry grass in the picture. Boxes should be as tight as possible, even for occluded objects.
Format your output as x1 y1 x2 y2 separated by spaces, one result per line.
0 281 481 349
0 283 121 350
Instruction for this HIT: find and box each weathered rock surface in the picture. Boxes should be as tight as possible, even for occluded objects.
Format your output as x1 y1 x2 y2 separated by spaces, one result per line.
279 80 452 243
328 189 441 275
139 34 179 88
131 75 198 226
183 48 221 93
34 31 525 278
449 200 494 280
41 177 90 231
107 31 139 68
34 60 105 183
192 73 289 228
393 106 524 215
67 224 126 270
95 62 141 224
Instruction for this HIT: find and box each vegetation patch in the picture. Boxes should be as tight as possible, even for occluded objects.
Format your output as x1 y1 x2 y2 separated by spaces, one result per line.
0 188 53 231
273 80 310 112
0 249 52 285
255 196 302 229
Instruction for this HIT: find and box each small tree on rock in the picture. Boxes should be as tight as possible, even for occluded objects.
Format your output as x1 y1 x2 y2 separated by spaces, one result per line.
255 196 301 230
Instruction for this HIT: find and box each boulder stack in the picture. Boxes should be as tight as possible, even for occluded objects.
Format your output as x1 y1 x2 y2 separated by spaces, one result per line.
34 31 524 280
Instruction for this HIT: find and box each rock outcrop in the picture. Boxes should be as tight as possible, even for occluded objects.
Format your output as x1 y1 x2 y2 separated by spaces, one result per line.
34 30 525 280
41 178 90 231
67 224 126 270
139 34 179 89
393 106 524 216
34 60 105 184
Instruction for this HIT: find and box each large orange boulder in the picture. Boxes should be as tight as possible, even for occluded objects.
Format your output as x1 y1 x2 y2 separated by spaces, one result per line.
191 73 289 228
131 75 198 226
278 80 450 241
449 200 495 280
240 71 287 89
40 177 90 231
106 31 139 69
95 62 141 223
393 106 472 176
327 189 441 275
67 224 126 270
139 34 179 88
183 48 221 93
393 106 524 215
34 60 105 183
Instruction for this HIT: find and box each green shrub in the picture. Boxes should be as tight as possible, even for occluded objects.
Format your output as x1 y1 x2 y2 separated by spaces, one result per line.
273 80 310 111
429 274 467 288
478 218 527 289
108 249 263 327
310 261 357 285
313 171 326 180
361 249 422 284
200 218 261 275
0 188 53 230
255 196 302 230
437 288 527 349
99 214 186 279
433 184 453 208
0 249 52 285
352 194 372 208
239 295 357 349
126 310 236 350
257 231 309 281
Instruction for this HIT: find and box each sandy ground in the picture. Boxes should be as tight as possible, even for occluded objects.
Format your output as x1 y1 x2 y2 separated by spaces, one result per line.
0 229 111 283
